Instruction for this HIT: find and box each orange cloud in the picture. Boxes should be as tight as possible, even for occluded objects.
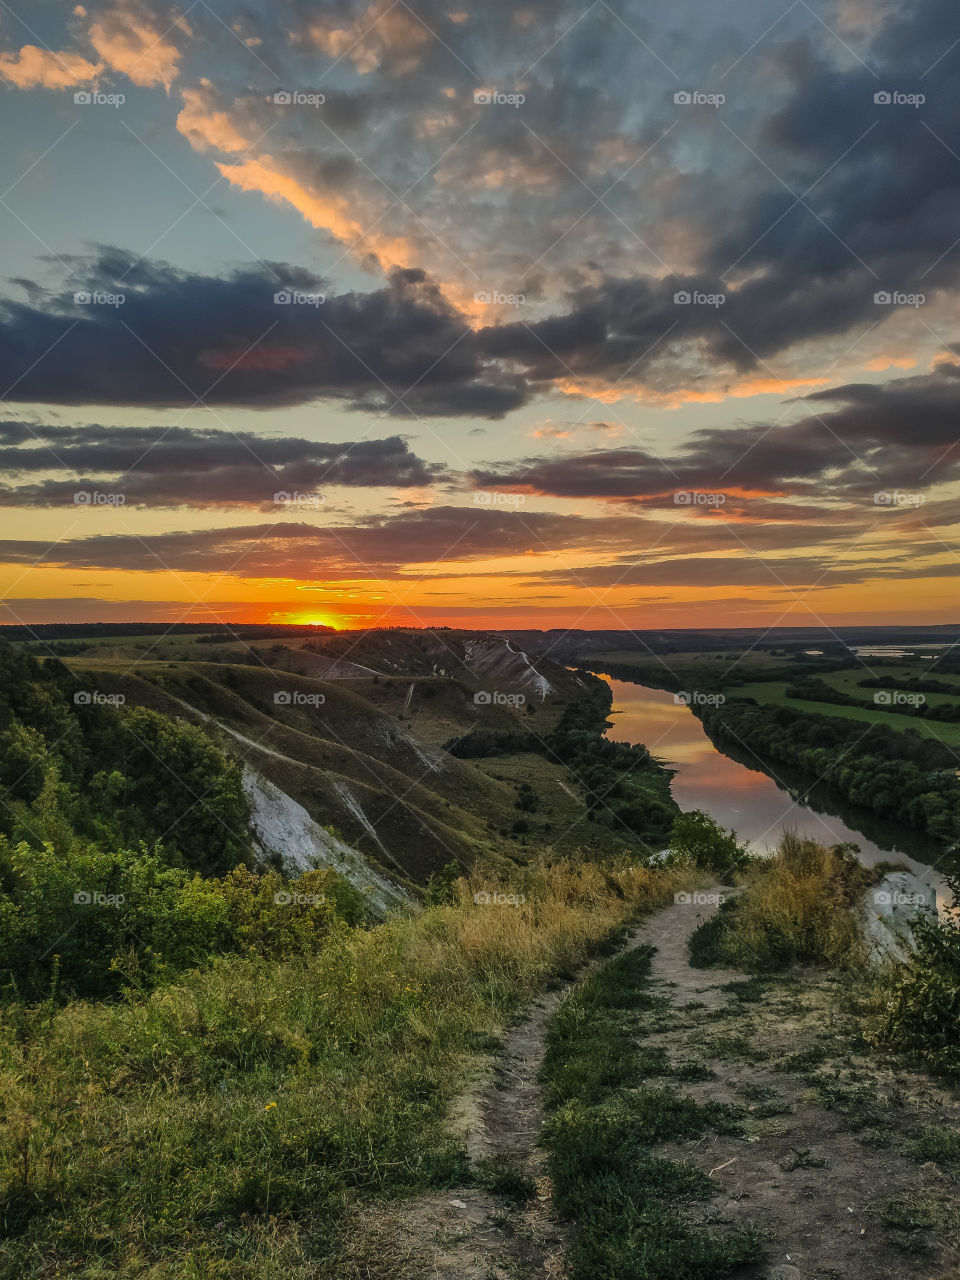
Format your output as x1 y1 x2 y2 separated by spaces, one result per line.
216 156 419 272
552 372 832 406
177 83 252 153
87 5 188 90
0 45 102 89
304 4 430 75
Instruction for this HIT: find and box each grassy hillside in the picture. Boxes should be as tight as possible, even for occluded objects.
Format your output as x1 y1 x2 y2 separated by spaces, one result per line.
0 859 691 1279
58 630 679 884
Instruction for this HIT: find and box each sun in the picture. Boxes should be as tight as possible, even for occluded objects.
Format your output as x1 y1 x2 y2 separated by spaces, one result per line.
295 614 338 629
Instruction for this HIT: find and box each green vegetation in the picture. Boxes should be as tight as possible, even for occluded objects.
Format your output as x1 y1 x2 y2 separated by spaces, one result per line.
544 671 679 848
867 895 960 1079
0 860 687 1278
540 945 762 1278
0 643 251 875
689 833 874 971
0 851 363 1000
664 809 750 875
699 700 960 844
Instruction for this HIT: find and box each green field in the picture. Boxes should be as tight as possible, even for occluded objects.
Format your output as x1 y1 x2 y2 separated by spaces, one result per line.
728 680 960 748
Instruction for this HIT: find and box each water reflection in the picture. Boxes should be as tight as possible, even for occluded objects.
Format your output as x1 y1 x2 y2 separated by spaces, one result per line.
602 677 948 895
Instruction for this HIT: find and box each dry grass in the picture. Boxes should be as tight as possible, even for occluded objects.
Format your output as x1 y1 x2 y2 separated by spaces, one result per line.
0 857 691 1279
689 832 874 972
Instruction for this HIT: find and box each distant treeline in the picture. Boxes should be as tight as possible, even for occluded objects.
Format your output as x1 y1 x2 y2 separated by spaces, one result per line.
786 676 960 723
0 623 330 639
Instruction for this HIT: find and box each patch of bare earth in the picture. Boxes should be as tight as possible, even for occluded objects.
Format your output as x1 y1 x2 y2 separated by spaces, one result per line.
333 891 960 1279
638 895 960 1280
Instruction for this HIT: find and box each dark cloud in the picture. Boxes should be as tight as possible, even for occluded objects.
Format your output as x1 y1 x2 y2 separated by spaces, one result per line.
0 422 445 507
0 507 654 578
470 362 960 505
0 254 527 417
0 496 947 591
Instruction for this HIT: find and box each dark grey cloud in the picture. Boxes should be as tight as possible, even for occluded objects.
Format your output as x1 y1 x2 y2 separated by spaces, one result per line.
470 361 960 506
0 422 445 507
0 254 526 416
0 494 941 588
0 506 655 578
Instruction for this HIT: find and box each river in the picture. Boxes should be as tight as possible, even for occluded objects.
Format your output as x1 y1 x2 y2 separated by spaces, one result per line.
602 676 948 894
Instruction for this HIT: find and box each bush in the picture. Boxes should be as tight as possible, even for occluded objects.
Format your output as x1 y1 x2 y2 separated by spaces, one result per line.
665 810 750 875
0 840 362 1000
688 833 872 971
868 906 960 1078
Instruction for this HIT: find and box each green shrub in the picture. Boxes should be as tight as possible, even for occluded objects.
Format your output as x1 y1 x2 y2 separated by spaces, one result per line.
688 833 872 971
868 910 960 1078
665 810 750 875
0 840 360 999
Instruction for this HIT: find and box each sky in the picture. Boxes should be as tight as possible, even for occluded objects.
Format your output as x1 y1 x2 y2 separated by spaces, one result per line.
0 0 957 631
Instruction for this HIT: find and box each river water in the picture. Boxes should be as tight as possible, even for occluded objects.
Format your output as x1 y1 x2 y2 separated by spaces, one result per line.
602 676 948 893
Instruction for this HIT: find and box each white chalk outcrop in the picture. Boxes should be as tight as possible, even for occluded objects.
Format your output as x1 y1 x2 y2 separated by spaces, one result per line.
242 766 410 917
859 871 938 963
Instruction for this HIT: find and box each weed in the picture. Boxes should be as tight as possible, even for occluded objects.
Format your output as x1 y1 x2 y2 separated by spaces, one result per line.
904 1124 960 1165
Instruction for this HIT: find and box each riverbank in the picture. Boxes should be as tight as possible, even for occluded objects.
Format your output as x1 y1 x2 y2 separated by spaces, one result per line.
591 674 949 895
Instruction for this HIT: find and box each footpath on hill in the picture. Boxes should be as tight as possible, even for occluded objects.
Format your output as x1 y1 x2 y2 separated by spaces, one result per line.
336 891 960 1280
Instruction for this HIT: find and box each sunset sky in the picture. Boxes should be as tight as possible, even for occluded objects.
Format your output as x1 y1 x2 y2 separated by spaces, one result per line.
0 0 957 630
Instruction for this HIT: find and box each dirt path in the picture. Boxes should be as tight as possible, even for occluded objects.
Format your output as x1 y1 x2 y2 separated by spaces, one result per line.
340 890 960 1278
338 891 736 1279
637 898 960 1280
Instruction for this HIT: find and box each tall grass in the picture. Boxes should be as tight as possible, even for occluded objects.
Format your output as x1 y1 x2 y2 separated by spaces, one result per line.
0 858 687 1279
689 832 874 971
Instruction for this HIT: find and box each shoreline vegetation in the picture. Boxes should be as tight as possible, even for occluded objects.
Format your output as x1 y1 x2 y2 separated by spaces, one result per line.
582 657 960 859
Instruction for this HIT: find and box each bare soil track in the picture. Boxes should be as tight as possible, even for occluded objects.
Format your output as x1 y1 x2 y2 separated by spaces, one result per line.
340 892 960 1279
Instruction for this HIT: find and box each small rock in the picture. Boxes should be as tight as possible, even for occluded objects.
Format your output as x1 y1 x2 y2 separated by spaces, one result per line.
448 1198 468 1209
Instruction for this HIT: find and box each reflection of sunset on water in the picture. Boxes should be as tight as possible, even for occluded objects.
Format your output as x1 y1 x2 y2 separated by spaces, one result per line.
603 679 945 894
